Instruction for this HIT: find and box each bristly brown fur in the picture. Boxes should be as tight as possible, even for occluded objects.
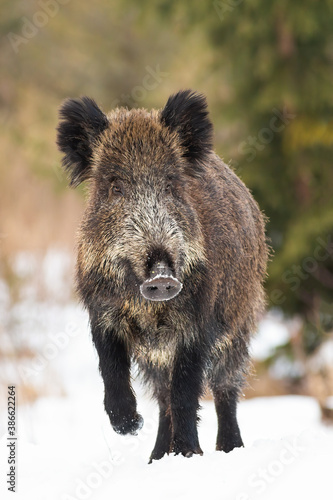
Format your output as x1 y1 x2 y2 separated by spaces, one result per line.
56 90 269 462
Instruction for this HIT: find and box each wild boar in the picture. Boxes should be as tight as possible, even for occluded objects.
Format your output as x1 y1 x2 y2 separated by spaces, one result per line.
56 90 268 462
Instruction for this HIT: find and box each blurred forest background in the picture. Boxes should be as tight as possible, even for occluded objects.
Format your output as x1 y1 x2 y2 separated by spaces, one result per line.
1 0 333 417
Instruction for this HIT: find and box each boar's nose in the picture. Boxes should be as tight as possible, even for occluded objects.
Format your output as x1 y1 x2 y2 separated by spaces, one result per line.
140 261 183 302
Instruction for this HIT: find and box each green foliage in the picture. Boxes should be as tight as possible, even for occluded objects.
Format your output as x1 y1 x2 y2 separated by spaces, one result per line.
205 1 333 327
211 0 333 352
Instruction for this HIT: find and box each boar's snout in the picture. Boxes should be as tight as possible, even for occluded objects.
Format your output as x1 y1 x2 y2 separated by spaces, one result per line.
140 261 183 302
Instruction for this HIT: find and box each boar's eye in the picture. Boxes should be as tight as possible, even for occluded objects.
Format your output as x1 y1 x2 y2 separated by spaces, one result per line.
112 184 123 195
165 184 172 195
109 180 125 199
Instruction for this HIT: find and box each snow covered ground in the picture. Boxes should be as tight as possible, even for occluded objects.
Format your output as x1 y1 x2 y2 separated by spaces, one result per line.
1 250 333 499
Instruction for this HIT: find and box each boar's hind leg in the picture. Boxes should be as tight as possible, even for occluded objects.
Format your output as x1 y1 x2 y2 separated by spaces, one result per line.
212 386 244 453
149 378 172 463
170 343 204 458
91 319 143 436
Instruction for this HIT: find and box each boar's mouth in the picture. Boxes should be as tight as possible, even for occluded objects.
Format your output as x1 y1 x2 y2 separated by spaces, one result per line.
140 261 183 301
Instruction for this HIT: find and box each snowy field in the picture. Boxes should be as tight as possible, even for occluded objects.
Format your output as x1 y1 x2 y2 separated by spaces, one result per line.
1 250 333 499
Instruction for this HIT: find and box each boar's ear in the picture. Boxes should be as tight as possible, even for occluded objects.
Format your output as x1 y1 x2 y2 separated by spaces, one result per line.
160 90 213 165
56 97 109 187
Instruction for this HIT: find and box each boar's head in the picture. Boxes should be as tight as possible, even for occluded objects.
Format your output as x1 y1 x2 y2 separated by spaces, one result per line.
57 90 213 303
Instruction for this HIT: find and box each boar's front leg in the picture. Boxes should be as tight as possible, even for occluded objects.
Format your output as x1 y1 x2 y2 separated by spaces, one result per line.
170 343 204 457
91 319 143 435
213 387 243 453
149 380 172 463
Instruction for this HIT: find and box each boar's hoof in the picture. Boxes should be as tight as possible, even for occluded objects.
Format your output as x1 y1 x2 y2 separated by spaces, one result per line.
216 435 244 453
173 444 203 458
112 412 144 436
148 449 169 464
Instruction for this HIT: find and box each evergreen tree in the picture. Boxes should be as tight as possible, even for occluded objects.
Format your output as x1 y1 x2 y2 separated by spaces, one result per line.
133 0 333 354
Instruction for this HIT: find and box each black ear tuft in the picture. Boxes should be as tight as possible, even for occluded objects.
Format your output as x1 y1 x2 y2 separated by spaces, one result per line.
56 97 109 187
160 90 213 164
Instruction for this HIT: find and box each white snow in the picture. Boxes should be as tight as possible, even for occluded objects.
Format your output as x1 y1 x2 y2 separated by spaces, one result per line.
1 251 332 499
